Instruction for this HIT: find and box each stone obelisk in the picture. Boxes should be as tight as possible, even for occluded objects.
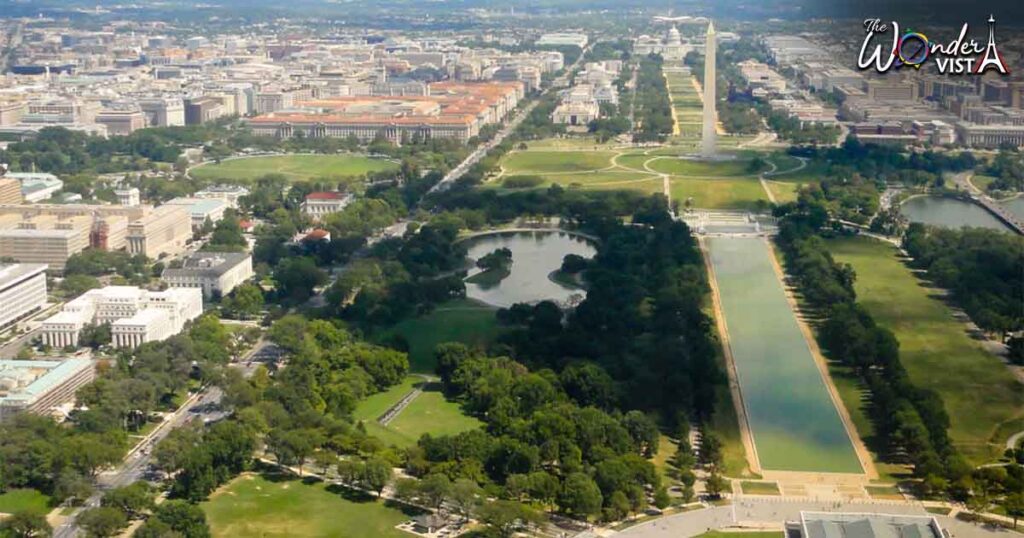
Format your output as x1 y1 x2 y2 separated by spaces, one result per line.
701 21 717 159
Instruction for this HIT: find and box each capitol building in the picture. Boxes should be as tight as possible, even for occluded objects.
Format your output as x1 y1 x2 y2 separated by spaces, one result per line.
633 26 692 60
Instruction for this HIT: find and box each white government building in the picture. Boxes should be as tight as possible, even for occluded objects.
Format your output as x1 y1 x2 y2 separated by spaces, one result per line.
161 251 254 298
41 286 203 349
0 263 49 330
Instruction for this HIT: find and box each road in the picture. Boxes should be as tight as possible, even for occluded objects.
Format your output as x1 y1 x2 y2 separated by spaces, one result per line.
49 338 279 537
427 44 589 195
52 387 226 538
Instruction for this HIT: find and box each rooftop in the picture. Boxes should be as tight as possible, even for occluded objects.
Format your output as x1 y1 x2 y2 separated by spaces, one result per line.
163 251 251 278
0 358 92 405
799 512 943 538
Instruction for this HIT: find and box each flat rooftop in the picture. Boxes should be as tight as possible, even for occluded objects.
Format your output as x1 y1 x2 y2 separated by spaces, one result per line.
0 358 92 406
799 512 943 538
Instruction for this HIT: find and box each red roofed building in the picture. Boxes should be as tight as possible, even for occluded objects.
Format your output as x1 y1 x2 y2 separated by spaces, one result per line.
246 81 523 144
301 191 352 220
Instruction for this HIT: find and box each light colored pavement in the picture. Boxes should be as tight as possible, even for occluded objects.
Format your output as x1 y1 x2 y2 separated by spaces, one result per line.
615 498 1024 538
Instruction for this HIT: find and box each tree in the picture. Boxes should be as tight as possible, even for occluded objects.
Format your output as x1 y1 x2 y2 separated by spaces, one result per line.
146 501 211 538
558 473 602 519
653 487 671 509
476 500 544 538
222 284 263 320
312 451 337 476
361 458 393 497
53 470 95 506
450 478 482 521
0 511 52 538
273 257 327 303
704 471 728 499
1004 494 1024 530
60 274 101 297
102 482 155 520
418 473 452 510
77 507 127 538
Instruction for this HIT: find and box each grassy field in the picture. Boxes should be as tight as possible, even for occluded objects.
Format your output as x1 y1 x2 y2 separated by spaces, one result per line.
827 237 1024 463
353 376 421 423
202 473 416 538
502 150 616 173
765 180 801 204
671 177 770 210
0 489 50 515
359 382 484 447
647 156 759 177
381 298 503 373
190 154 399 183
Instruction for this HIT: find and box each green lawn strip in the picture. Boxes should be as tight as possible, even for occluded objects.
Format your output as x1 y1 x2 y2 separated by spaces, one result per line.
353 376 421 423
865 485 904 500
502 150 616 174
190 154 398 183
649 435 678 486
827 237 1024 464
739 481 781 495
648 156 760 177
671 177 769 210
380 298 503 374
380 386 484 447
202 473 418 538
0 489 51 515
765 181 801 204
972 174 997 192
768 160 826 184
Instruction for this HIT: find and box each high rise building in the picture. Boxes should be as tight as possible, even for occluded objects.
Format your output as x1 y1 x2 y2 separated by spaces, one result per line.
701 21 717 159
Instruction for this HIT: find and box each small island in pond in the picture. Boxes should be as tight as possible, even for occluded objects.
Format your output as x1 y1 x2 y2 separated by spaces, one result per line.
549 253 589 289
465 247 513 287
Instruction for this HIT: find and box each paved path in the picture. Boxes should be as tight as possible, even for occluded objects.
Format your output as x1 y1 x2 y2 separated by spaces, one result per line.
1007 430 1024 450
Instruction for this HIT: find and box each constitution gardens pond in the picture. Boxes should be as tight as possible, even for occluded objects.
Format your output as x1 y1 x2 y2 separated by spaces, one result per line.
461 231 597 308
899 196 1011 231
707 237 864 474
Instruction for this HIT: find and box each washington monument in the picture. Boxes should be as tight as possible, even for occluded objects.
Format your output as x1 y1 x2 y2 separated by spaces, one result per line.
701 20 717 158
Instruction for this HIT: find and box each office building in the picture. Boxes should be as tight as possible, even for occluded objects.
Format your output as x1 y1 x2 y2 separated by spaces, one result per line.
138 98 185 127
126 204 192 258
0 264 48 329
5 173 63 203
0 178 24 204
184 97 223 125
95 109 147 135
115 188 141 207
0 358 95 421
162 251 253 298
40 286 202 349
193 185 249 209
301 192 352 220
248 81 522 144
165 197 228 229
536 33 588 48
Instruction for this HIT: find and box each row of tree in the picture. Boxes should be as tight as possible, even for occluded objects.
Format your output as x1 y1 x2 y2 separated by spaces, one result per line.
774 200 967 491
